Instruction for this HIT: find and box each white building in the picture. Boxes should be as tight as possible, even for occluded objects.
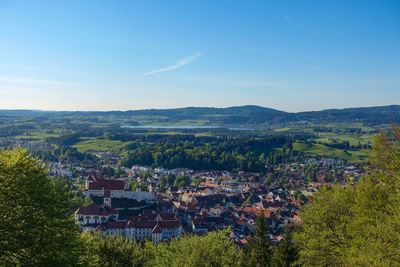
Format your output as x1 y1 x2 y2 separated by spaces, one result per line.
83 174 155 202
95 210 182 243
131 165 151 173
74 203 119 232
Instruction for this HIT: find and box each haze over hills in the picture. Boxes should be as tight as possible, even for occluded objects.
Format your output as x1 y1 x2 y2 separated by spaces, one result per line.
0 104 399 128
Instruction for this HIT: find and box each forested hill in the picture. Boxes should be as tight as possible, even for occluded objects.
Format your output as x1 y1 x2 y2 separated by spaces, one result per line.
0 105 282 118
0 105 399 127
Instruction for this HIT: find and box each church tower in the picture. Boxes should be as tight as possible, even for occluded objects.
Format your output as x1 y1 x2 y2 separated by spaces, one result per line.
104 190 111 207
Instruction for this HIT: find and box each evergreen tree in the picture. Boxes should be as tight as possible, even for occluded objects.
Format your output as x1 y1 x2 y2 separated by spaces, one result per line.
273 228 300 267
246 213 273 267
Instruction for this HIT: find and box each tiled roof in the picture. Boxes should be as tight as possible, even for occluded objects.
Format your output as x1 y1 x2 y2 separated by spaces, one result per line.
160 220 181 228
106 221 126 229
75 203 118 216
135 221 157 229
88 179 125 190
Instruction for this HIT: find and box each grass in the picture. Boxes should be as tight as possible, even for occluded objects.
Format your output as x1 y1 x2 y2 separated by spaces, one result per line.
274 128 292 132
13 132 60 142
316 122 378 132
72 138 126 152
293 141 367 161
316 132 373 146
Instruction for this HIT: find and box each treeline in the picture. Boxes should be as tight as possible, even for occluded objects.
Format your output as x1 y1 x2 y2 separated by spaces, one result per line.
0 124 36 137
159 174 192 188
266 143 295 165
46 133 82 146
34 146 97 164
119 136 294 173
107 133 216 143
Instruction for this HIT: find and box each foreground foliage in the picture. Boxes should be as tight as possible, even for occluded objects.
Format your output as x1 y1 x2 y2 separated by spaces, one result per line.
80 230 243 267
80 232 144 266
294 124 400 266
0 148 82 266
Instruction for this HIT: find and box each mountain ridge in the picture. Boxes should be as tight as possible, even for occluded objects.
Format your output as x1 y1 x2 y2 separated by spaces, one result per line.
0 105 399 127
0 104 399 114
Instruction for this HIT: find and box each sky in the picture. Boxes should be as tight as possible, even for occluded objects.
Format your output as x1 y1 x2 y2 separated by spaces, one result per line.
0 0 399 112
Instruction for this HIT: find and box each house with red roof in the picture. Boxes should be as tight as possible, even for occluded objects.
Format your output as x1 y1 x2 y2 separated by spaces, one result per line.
74 203 119 231
75 201 182 243
84 174 155 202
98 210 182 243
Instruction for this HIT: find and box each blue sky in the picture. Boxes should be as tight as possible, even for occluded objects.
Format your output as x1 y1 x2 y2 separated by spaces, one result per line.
0 0 399 112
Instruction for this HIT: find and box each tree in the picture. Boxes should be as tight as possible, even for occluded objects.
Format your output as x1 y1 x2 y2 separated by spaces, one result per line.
0 148 82 266
293 124 400 266
80 231 144 267
367 124 400 189
273 228 299 267
293 185 354 266
246 213 273 267
143 230 243 267
347 176 400 265
242 196 253 206
174 175 192 187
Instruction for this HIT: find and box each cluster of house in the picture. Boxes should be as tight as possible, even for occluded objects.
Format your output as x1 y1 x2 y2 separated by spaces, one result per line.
132 165 193 177
88 150 122 163
75 202 182 243
147 159 364 245
0 139 53 151
273 158 366 191
75 174 182 243
71 156 366 244
48 162 73 177
158 182 302 245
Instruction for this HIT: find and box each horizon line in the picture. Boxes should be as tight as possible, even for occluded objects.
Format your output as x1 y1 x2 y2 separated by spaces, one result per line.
0 104 399 114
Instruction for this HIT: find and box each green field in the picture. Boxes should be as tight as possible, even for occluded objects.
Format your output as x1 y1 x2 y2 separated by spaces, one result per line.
293 141 367 161
72 138 127 152
315 132 372 146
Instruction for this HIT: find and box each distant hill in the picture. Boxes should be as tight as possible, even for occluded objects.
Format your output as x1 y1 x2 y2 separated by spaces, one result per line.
198 105 400 126
0 105 399 127
276 105 400 125
0 105 281 117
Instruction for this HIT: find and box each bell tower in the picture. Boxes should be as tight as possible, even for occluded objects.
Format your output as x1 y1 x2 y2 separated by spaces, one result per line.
104 190 111 207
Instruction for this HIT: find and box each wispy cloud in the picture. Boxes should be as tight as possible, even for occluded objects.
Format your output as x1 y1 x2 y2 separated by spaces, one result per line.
284 16 291 24
142 52 203 76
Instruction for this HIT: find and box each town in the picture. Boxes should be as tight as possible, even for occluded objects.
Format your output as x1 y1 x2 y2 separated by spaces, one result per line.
0 137 367 246
43 146 366 245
